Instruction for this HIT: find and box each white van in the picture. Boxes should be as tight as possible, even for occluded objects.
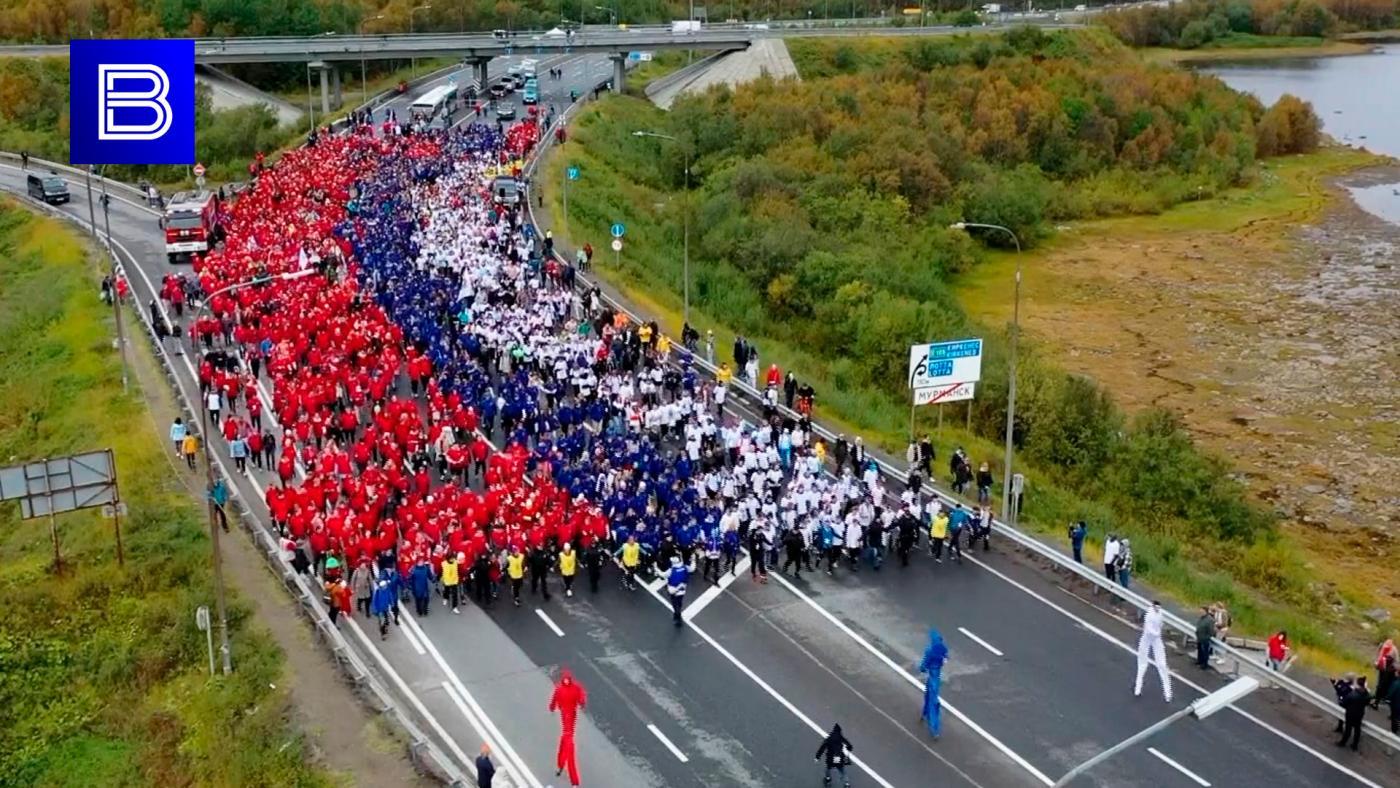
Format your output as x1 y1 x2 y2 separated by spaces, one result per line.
521 58 538 79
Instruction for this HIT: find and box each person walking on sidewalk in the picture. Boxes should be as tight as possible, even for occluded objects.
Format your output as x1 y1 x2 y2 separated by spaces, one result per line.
814 723 854 787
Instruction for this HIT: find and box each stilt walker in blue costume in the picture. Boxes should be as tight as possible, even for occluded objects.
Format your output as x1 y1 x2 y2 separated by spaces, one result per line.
919 629 948 738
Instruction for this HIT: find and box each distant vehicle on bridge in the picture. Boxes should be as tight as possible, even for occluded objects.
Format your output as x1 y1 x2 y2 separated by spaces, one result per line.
164 191 220 265
26 172 69 205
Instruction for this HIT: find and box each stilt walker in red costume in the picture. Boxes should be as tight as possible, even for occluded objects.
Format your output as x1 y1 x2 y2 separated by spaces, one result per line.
549 668 586 787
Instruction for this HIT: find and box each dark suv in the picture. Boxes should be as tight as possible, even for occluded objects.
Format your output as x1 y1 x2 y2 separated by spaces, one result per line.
27 173 69 205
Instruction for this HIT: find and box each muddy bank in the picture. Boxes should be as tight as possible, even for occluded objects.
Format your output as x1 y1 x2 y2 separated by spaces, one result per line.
985 161 1399 625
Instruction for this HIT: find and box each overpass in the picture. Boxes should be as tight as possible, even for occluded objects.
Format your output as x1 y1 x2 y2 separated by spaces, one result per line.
3 29 752 97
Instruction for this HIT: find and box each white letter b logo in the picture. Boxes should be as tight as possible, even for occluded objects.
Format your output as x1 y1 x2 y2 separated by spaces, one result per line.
97 64 173 141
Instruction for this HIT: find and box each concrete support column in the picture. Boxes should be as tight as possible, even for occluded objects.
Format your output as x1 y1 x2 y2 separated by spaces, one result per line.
470 58 491 93
315 62 330 116
330 66 342 109
610 53 626 94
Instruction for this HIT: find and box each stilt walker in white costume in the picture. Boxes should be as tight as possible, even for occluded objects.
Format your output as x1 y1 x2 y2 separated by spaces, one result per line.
1134 600 1174 702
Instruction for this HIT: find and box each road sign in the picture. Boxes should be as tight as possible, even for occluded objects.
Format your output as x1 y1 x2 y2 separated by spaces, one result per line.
611 238 623 252
567 165 580 181
610 222 625 238
1 450 117 519
193 162 205 177
909 339 983 390
913 381 975 406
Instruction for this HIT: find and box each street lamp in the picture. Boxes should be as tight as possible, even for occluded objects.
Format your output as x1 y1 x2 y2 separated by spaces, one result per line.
410 3 433 79
950 220 1022 522
191 268 318 675
633 130 691 326
359 13 386 106
595 4 618 24
89 165 129 393
1053 676 1260 786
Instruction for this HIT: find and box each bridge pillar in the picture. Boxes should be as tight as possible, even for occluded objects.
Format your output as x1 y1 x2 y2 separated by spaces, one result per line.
610 53 627 94
330 66 342 110
308 60 332 117
468 57 491 93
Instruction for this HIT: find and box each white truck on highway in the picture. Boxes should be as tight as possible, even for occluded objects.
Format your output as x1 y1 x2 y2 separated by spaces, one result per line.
671 20 701 33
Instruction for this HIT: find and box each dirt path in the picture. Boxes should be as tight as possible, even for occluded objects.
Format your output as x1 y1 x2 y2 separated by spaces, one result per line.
961 155 1400 639
122 303 428 787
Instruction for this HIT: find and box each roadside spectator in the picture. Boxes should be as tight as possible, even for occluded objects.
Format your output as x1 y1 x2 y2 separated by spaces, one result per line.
1068 521 1086 564
1115 538 1133 589
1195 606 1216 669
169 417 187 456
476 744 496 788
1339 676 1371 751
1375 639 1397 710
1103 533 1120 581
1266 630 1290 671
181 431 198 470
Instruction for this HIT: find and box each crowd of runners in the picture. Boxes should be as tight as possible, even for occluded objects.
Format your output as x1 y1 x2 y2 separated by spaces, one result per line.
159 113 1006 648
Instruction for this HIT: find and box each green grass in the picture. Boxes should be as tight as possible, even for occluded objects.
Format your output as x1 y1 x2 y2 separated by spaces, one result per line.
540 94 1390 669
0 200 331 787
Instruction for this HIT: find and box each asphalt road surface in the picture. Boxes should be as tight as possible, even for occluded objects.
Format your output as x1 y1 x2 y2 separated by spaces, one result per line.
5 54 1399 788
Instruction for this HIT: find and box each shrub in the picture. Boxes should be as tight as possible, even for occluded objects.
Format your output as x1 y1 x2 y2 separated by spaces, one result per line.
1255 94 1321 156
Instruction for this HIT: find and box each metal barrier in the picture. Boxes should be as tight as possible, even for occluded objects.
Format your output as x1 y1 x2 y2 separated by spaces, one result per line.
518 122 1400 754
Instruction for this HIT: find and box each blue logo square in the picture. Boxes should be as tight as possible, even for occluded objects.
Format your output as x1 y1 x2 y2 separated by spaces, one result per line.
70 39 194 165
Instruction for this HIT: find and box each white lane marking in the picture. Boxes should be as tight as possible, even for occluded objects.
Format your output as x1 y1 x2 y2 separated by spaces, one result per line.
683 557 749 622
765 571 1054 786
1148 748 1211 787
957 627 1004 658
535 608 565 638
645 575 665 593
637 583 897 788
646 723 690 763
400 614 428 655
400 609 544 788
41 200 529 788
965 555 1384 788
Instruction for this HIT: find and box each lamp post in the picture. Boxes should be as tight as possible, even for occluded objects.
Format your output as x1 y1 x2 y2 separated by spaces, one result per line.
595 4 617 24
633 130 691 326
359 14 386 107
1053 677 1260 786
950 221 1021 522
191 268 318 675
410 4 433 79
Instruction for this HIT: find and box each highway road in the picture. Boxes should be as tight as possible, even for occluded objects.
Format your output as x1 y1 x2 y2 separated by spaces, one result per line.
4 53 1400 788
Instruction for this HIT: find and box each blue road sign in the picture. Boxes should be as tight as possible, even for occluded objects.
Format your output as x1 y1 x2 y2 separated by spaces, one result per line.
567 166 580 181
610 223 625 238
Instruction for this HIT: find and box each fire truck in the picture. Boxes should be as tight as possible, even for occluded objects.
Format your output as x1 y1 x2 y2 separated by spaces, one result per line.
163 190 221 264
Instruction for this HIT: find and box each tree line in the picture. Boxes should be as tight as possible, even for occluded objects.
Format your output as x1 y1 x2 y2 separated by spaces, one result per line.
1098 0 1399 49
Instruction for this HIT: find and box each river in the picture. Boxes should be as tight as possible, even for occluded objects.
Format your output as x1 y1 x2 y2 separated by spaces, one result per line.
1202 44 1400 223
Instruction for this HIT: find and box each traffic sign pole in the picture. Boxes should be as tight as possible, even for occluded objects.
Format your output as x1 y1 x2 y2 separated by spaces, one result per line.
562 166 569 243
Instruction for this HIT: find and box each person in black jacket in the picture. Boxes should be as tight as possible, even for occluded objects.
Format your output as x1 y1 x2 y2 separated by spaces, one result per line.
1339 676 1371 750
815 723 853 787
1331 675 1355 734
476 743 496 787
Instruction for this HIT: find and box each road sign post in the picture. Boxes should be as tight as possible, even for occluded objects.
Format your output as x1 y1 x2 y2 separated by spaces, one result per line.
610 222 625 239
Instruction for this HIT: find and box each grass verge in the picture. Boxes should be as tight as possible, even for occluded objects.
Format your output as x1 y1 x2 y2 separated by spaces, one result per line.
1141 38 1372 63
0 199 331 786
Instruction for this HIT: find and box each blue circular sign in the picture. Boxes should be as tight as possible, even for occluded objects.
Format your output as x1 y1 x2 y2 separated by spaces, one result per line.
610 223 625 238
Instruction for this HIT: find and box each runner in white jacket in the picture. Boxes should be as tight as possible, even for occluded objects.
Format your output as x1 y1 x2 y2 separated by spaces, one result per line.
1134 601 1174 702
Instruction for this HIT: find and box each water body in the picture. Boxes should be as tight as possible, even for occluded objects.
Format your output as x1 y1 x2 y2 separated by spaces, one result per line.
1201 45 1400 223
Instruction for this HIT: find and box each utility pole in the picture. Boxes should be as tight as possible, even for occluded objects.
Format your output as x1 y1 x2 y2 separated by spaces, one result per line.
99 171 129 393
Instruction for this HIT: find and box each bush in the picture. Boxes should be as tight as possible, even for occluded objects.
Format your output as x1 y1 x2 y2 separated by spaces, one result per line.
1179 18 1218 47
1256 94 1321 156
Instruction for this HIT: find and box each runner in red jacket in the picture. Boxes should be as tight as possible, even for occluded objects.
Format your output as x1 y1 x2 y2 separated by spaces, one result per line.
549 668 586 787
